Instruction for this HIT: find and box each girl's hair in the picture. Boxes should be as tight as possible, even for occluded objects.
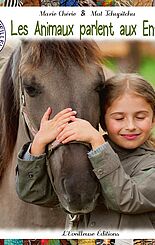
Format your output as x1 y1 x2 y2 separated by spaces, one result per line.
100 73 155 148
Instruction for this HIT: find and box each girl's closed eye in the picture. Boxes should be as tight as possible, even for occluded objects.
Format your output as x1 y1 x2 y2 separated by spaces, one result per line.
135 112 148 120
136 116 146 120
111 114 124 121
110 113 125 121
115 117 124 121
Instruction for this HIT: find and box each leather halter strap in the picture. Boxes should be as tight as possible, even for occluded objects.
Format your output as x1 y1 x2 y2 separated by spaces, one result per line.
20 75 38 139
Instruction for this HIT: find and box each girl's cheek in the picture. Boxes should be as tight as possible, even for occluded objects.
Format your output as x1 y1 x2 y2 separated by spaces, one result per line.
106 120 122 134
138 119 153 130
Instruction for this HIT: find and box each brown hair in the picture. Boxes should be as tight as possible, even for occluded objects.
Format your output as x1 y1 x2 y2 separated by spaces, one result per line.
100 73 155 148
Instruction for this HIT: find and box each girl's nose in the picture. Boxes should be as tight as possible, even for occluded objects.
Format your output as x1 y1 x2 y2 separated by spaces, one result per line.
125 118 136 131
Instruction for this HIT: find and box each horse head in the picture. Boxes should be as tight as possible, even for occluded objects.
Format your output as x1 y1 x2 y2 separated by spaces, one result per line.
1 40 105 216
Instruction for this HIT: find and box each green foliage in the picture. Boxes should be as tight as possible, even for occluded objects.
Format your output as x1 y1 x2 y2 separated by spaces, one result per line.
139 56 155 87
103 58 118 72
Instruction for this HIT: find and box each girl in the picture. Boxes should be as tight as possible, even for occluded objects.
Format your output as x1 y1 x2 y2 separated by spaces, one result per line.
16 73 155 230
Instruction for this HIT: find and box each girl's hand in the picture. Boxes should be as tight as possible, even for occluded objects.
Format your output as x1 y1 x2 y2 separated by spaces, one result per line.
31 107 76 155
57 118 105 150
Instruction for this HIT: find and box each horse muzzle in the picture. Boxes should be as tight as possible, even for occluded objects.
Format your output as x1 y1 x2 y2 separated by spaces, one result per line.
48 142 100 214
60 179 100 214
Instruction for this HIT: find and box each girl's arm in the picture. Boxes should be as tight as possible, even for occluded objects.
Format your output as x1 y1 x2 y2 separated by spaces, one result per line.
57 118 105 149
16 142 59 207
89 143 155 214
31 107 76 155
57 118 155 214
16 108 76 207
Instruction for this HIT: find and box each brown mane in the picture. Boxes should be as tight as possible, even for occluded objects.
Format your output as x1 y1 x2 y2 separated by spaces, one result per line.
0 41 102 178
20 40 102 69
0 52 20 178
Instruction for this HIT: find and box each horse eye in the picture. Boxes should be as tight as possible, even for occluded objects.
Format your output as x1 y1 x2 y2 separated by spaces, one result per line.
23 82 43 97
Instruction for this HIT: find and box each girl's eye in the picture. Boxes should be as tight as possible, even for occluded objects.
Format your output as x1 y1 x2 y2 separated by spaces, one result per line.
115 118 124 121
136 114 146 120
136 116 145 120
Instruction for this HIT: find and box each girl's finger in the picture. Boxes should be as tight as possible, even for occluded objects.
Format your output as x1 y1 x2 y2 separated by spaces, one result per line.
56 126 70 139
69 116 77 122
57 129 74 142
53 108 73 120
56 123 68 132
56 111 77 123
62 135 76 144
41 107 52 122
56 116 76 127
58 121 77 136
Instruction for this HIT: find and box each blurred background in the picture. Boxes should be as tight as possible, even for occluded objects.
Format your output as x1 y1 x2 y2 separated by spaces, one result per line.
1 40 155 87
98 41 155 87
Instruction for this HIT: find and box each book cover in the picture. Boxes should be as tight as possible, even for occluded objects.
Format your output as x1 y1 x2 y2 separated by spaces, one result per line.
0 2 155 245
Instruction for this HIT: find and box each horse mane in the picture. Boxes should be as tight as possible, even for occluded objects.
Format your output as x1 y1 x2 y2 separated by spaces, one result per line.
0 41 102 178
20 40 102 71
0 50 20 178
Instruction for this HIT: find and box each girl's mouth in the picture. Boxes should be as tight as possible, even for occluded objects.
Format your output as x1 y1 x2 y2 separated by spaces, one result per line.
121 134 140 140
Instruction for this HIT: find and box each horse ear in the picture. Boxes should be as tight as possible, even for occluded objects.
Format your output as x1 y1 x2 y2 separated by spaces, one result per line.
97 65 115 90
98 66 115 132
99 66 105 86
102 65 115 81
0 48 20 177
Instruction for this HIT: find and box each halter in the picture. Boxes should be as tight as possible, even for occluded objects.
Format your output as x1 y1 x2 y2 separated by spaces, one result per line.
19 75 91 229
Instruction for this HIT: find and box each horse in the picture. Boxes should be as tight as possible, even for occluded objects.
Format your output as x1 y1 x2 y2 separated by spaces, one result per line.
0 40 107 228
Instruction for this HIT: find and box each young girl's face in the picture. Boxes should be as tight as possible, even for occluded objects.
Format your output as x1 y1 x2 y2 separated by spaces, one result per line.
105 92 155 149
